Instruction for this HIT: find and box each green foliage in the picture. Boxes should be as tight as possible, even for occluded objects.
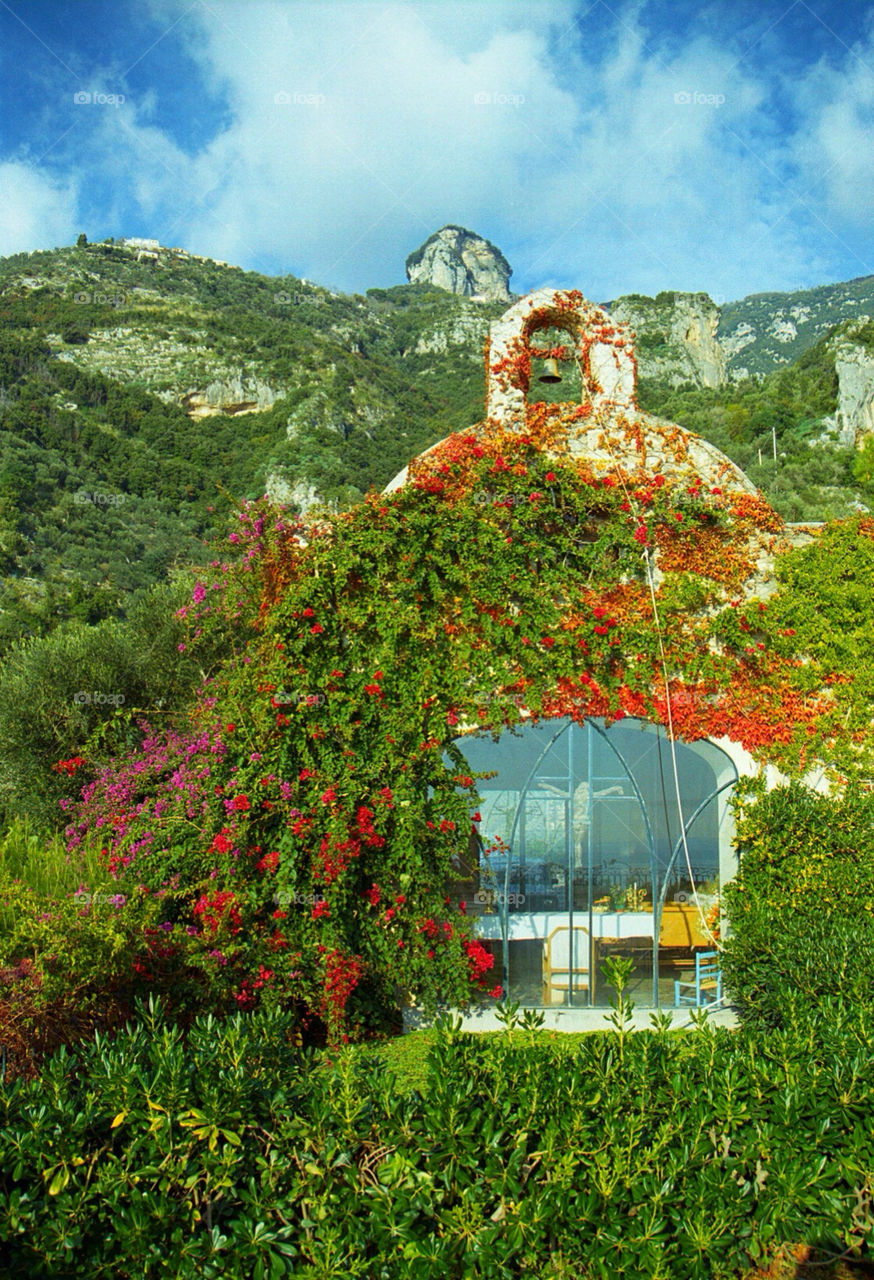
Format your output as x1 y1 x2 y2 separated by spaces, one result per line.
722 778 874 1030
3 999 874 1275
0 575 230 828
853 434 874 493
718 274 874 378
637 334 856 522
757 516 874 778
0 814 106 902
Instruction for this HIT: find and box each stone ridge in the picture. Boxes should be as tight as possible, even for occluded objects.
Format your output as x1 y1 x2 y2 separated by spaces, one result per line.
405 226 513 303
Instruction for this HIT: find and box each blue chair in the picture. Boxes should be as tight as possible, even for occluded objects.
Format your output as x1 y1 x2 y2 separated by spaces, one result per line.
674 950 723 1008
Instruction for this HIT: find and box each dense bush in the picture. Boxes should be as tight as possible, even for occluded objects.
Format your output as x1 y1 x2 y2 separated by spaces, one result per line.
1 996 874 1277
0 576 232 828
721 779 874 1030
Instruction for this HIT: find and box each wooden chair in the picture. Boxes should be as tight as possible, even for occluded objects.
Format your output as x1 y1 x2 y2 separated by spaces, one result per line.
674 950 723 1008
542 925 591 1005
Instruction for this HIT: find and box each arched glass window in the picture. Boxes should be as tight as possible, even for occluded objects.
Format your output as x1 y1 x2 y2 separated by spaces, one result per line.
453 717 737 1008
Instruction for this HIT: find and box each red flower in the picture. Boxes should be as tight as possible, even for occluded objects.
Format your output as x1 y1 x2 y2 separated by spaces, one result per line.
52 756 87 775
302 607 315 617
193 890 242 935
299 768 316 780
365 885 381 907
310 623 324 634
633 525 648 545
225 724 235 734
364 684 382 697
488 985 504 999
231 795 250 811
320 787 336 804
256 851 279 873
545 471 557 482
312 899 330 919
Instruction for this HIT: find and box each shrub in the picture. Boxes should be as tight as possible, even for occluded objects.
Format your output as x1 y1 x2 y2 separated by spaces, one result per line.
721 778 874 1029
1 998 874 1276
0 575 230 829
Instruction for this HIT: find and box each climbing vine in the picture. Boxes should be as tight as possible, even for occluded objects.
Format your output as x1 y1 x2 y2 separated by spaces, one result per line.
56 402 871 1041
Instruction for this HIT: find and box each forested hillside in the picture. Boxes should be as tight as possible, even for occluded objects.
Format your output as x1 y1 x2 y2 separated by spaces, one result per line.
0 239 869 655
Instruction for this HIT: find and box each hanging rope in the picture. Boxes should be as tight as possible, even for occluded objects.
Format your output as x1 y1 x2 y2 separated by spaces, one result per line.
642 544 721 950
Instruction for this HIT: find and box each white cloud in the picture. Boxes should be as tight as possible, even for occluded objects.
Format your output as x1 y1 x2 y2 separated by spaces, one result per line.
0 162 79 256
134 0 837 299
7 0 874 301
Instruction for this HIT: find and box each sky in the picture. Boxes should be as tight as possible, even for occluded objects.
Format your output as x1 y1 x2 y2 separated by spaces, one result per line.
1 0 874 303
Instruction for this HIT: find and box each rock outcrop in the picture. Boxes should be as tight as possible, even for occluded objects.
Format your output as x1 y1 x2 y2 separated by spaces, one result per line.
180 377 279 418
608 292 726 389
405 226 513 303
831 318 874 445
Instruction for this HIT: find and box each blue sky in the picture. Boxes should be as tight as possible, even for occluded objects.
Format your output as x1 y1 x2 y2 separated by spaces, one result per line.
2 0 874 303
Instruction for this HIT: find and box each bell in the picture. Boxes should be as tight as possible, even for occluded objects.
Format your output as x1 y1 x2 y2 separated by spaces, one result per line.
537 357 562 384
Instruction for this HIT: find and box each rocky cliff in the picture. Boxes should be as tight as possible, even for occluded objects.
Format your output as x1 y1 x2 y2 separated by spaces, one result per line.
607 291 726 389
405 226 513 303
718 275 874 380
829 318 874 445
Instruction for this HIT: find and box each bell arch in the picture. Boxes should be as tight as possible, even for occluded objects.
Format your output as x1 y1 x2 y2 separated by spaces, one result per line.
485 288 638 430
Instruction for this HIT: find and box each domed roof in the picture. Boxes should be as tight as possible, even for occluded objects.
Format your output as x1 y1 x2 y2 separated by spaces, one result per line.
385 288 763 501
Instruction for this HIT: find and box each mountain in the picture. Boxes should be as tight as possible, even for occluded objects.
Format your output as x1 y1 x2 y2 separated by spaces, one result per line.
405 226 513 302
0 235 869 653
607 291 725 389
718 275 874 380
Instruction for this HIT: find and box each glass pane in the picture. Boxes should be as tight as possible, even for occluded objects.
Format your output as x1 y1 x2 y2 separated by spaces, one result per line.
454 717 736 1008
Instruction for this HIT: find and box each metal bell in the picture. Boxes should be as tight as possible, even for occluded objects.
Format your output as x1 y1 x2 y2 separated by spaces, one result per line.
537 357 562 384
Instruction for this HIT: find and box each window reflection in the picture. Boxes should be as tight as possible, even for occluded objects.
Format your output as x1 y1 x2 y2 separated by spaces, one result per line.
452 718 736 1007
